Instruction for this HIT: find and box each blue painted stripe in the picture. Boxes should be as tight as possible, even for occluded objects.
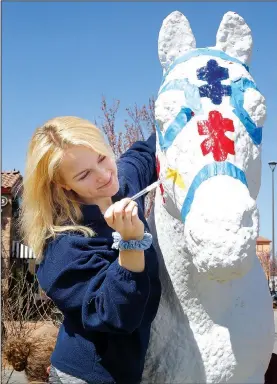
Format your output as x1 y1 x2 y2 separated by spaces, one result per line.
155 121 165 151
159 78 191 95
180 162 248 222
162 48 250 85
157 107 193 151
230 78 263 145
159 78 203 115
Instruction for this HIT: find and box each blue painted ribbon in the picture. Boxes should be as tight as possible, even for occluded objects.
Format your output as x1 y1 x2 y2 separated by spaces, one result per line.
230 78 262 145
156 107 193 151
159 78 192 95
162 48 249 86
180 162 248 222
155 121 165 151
159 78 203 115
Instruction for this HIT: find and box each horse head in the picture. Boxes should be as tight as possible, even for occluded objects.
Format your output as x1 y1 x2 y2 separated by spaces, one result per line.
154 11 266 282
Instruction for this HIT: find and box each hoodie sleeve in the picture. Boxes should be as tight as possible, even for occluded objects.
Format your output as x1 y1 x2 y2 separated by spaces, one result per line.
37 235 150 334
117 132 158 191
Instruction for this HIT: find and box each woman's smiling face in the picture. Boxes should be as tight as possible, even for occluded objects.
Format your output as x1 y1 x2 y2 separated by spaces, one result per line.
58 145 119 204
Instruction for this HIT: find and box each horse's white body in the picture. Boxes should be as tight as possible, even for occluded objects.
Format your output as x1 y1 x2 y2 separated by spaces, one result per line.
142 11 275 383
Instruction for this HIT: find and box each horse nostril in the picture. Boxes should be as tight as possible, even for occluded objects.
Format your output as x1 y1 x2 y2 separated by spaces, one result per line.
241 209 254 228
243 88 266 127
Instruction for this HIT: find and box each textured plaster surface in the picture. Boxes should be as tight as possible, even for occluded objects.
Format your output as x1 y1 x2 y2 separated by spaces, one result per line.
142 11 274 384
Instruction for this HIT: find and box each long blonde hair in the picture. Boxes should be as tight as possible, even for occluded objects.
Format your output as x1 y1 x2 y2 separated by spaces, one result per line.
20 116 114 262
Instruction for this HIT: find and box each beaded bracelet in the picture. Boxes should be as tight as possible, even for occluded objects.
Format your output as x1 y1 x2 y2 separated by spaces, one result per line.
111 231 153 251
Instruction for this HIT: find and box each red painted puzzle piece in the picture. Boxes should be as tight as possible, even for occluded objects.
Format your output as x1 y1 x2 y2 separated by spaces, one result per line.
156 156 165 204
197 111 235 161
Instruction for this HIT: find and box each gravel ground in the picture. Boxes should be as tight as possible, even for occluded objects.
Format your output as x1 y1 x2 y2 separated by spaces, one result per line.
1 368 28 384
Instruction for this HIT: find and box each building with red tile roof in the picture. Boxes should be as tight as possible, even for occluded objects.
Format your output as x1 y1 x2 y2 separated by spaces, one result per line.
1 170 22 195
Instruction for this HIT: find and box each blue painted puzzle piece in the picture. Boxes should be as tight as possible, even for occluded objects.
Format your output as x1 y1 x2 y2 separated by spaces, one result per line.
197 60 231 105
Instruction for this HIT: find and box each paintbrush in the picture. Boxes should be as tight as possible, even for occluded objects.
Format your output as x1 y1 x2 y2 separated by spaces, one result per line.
130 169 179 201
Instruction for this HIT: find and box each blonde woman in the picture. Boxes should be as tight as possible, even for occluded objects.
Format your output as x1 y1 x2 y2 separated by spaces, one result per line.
21 116 161 384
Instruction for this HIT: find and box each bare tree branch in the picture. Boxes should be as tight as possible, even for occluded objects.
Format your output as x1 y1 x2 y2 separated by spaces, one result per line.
96 96 156 217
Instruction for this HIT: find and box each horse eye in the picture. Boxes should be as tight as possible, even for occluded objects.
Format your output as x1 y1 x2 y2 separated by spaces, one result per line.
156 119 164 132
243 88 266 127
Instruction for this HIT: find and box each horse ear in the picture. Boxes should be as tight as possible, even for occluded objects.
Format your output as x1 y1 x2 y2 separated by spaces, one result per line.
158 11 196 71
216 11 253 64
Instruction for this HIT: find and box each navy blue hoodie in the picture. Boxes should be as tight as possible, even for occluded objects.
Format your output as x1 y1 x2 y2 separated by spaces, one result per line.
37 133 161 384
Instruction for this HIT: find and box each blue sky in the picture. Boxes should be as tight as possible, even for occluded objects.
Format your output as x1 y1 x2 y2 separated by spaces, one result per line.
2 2 277 241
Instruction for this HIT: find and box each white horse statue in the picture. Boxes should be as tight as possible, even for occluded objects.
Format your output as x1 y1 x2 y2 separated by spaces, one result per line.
143 11 275 384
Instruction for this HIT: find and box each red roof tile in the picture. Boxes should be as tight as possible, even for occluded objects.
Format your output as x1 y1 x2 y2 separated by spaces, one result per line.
1 170 22 191
257 236 271 243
